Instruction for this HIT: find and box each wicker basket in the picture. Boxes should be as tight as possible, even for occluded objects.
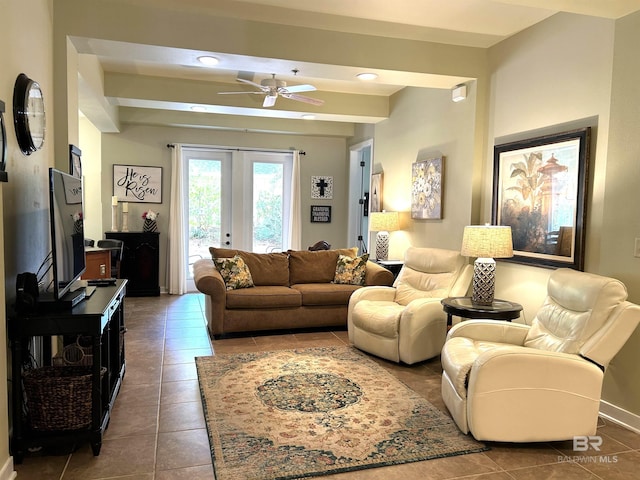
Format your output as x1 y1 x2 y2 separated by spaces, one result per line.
23 366 105 431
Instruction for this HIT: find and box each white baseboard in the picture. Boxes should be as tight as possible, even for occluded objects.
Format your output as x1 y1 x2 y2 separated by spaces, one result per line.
600 400 640 434
0 456 16 480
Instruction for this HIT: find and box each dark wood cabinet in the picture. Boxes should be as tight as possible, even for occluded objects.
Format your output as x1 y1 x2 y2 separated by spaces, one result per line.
105 232 160 296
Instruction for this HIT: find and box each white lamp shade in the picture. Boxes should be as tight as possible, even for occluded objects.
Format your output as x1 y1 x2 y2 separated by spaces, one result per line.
461 225 513 259
369 211 399 232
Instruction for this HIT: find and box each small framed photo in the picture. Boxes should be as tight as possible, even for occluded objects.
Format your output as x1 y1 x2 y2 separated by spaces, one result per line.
69 144 82 178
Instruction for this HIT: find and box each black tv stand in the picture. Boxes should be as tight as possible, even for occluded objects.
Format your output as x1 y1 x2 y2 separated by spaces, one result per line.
9 280 128 463
37 288 86 311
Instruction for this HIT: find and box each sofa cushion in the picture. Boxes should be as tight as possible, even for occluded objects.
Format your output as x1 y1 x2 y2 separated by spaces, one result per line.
291 283 361 306
226 285 302 309
210 247 289 286
288 248 358 284
334 253 369 285
212 255 254 290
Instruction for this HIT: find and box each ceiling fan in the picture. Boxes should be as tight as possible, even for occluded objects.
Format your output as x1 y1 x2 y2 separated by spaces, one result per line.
218 74 325 108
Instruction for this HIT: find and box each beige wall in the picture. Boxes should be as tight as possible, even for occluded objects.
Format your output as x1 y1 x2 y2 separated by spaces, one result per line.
372 84 478 260
0 0 54 476
79 115 103 243
486 13 640 420
101 125 348 289
600 10 640 417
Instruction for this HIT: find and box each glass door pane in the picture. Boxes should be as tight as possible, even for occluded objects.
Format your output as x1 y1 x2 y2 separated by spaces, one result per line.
189 159 222 263
185 150 231 291
252 162 284 253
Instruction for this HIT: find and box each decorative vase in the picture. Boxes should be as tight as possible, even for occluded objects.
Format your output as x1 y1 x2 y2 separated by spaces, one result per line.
73 220 83 235
143 218 158 233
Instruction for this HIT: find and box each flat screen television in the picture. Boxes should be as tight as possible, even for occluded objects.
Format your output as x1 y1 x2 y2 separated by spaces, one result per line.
48 167 86 301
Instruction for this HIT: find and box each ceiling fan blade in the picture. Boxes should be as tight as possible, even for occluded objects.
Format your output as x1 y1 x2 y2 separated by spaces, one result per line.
282 84 316 93
218 91 264 95
236 77 267 91
281 93 324 106
263 95 277 107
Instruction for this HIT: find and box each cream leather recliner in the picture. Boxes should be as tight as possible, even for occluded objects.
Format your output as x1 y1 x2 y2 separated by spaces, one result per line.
441 268 640 442
348 247 472 364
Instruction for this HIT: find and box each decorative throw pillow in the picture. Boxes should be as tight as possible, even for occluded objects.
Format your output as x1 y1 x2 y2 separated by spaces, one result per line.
213 255 254 290
333 253 369 285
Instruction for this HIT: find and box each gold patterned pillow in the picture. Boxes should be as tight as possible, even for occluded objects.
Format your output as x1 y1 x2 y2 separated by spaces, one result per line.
333 253 369 285
213 255 254 290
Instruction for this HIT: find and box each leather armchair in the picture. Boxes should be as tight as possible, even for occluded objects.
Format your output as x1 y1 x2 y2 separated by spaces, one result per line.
441 268 640 442
348 246 472 364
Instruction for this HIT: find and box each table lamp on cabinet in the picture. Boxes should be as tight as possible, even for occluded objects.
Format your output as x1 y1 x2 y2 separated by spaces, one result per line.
461 225 513 306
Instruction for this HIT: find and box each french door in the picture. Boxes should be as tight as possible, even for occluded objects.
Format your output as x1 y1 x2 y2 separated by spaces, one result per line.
182 147 292 290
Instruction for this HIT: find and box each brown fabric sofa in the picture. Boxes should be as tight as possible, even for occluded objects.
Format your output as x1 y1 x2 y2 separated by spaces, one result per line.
193 247 394 338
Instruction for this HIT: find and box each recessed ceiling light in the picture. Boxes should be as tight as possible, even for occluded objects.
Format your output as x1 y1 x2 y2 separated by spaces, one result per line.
191 106 206 112
302 114 316 120
357 72 378 81
197 55 219 66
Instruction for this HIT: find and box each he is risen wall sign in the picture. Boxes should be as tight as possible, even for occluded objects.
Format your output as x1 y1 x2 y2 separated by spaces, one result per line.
311 176 333 199
113 164 162 203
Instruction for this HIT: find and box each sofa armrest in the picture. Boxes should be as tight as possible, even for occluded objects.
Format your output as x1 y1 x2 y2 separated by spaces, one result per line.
365 260 394 286
193 259 226 336
193 259 225 295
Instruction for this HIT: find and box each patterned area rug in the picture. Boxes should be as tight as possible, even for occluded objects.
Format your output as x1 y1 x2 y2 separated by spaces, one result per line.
195 346 487 480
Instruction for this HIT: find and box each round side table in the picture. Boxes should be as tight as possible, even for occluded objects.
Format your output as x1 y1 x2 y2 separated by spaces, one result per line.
441 296 523 326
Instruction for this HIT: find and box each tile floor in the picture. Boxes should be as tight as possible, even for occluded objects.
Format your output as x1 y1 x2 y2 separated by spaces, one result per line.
13 293 640 479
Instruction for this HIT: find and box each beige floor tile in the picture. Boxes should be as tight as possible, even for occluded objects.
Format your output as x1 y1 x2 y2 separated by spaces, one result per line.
580 450 640 479
159 401 205 432
161 379 202 404
63 434 157 479
483 442 566 470
165 326 208 340
103 403 159 439
155 464 215 479
13 454 69 480
163 347 212 365
165 335 212 351
508 461 600 479
598 419 640 450
115 382 161 407
155 429 212 471
162 362 198 382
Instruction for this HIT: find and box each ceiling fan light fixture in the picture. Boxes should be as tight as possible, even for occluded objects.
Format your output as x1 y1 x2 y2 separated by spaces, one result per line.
357 72 378 81
302 114 316 120
197 55 219 66
191 105 206 112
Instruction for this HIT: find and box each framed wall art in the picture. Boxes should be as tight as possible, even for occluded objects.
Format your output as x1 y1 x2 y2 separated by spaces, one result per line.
310 205 332 223
370 172 383 214
411 156 443 219
492 127 590 270
113 164 163 203
311 176 333 199
69 144 82 178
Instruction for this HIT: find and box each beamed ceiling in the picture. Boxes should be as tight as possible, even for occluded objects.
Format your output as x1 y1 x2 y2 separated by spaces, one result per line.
72 0 640 137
